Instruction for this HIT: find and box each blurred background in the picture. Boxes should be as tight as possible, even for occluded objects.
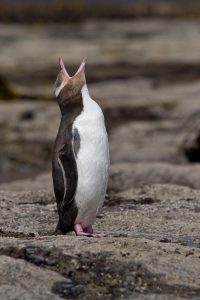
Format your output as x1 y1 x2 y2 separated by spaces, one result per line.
1 0 200 185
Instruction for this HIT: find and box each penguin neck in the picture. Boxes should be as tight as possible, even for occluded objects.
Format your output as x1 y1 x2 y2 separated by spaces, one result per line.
59 83 90 117
81 84 91 107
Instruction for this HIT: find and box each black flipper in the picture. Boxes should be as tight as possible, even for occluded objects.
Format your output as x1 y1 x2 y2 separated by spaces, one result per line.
53 130 79 234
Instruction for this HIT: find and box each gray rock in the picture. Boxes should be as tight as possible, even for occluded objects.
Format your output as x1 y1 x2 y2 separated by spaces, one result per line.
0 190 57 237
109 121 186 164
2 20 200 80
0 255 69 300
0 172 53 192
107 184 200 246
0 285 61 300
0 178 200 298
109 162 200 192
0 235 199 299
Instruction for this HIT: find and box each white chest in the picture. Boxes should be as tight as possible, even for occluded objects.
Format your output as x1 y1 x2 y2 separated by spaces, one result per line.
73 86 110 228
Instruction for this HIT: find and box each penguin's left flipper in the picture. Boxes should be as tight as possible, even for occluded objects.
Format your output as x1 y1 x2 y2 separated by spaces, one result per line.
56 143 78 233
58 142 78 207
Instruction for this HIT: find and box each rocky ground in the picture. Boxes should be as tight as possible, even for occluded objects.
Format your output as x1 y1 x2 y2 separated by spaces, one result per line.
0 20 200 299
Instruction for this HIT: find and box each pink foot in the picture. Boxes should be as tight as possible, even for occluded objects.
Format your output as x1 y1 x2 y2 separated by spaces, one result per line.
74 224 106 237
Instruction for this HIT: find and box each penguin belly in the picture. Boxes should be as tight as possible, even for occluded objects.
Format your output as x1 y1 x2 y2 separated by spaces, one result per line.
73 101 109 228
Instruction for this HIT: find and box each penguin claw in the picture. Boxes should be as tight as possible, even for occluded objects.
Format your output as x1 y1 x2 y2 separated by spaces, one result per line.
75 232 106 237
91 233 107 237
75 232 93 237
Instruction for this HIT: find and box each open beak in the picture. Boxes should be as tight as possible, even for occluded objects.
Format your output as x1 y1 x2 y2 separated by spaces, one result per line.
55 58 86 98
59 57 86 79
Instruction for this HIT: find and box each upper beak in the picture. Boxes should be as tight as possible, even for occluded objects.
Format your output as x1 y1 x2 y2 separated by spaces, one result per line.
74 57 87 76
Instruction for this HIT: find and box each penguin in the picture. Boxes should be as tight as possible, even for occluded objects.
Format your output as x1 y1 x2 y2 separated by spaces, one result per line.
52 58 110 237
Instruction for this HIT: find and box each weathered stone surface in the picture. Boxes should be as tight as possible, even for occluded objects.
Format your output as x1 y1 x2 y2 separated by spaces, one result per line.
2 20 200 81
0 255 69 300
0 235 199 300
0 285 60 300
1 180 200 251
0 172 53 192
109 121 186 163
2 0 200 22
1 19 200 300
0 102 58 182
3 78 200 180
0 189 56 236
105 184 200 246
109 162 200 192
1 179 200 299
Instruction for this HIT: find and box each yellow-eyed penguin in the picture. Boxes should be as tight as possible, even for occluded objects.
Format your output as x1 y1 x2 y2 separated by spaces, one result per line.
52 58 110 236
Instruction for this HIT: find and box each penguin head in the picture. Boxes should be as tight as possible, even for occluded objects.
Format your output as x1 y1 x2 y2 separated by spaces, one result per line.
55 58 86 107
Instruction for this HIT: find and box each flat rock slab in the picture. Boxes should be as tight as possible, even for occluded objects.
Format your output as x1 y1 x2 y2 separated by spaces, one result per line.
1 184 200 246
109 121 186 163
0 255 69 300
109 162 200 192
0 181 200 299
0 172 53 192
2 20 200 78
0 192 57 237
0 236 199 300
104 184 200 247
